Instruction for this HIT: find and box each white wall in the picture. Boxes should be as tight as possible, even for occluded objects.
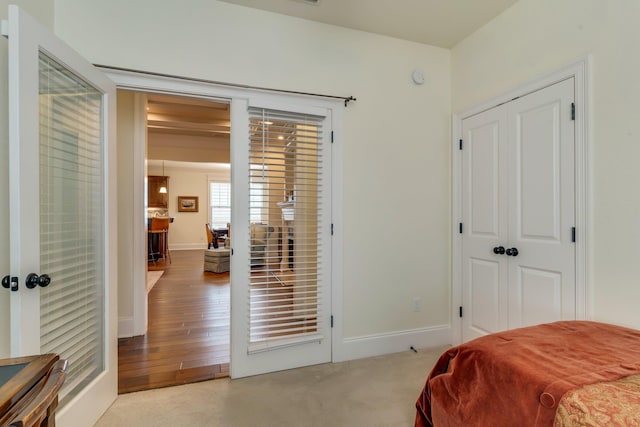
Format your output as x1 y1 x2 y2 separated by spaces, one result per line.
54 0 452 353
0 0 55 357
452 0 640 328
148 164 215 250
116 91 135 325
116 90 147 329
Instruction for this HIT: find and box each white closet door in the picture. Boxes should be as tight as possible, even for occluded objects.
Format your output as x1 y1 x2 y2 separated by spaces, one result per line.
461 105 509 342
460 78 576 341
507 78 576 327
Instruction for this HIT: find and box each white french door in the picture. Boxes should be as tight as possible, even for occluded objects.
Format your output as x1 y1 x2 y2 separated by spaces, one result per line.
231 100 332 378
461 78 576 342
5 5 116 426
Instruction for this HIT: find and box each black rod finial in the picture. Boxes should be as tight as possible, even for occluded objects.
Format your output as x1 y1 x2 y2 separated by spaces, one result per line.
344 96 357 107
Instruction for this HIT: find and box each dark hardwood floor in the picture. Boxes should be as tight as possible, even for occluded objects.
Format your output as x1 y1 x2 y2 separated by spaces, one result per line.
118 249 230 394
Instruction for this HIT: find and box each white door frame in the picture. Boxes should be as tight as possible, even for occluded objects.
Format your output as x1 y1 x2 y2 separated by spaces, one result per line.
451 57 592 344
100 68 345 376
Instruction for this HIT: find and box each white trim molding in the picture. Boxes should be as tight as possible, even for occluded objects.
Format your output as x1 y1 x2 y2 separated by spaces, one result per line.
132 93 148 337
334 325 451 362
451 56 592 345
118 316 134 339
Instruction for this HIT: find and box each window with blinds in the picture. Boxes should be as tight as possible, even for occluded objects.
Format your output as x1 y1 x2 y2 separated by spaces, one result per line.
248 107 325 351
38 51 105 403
209 182 231 230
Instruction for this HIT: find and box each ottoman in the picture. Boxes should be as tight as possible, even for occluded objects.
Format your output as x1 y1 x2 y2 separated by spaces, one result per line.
204 248 230 273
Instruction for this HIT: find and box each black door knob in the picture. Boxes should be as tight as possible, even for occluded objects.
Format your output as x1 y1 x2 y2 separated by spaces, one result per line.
26 273 51 289
3 276 18 291
506 248 519 257
493 246 506 255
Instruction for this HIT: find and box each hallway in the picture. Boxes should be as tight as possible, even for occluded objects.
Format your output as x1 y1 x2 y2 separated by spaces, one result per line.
118 250 230 393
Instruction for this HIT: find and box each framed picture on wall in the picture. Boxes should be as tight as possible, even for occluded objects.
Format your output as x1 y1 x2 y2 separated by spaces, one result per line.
178 196 199 212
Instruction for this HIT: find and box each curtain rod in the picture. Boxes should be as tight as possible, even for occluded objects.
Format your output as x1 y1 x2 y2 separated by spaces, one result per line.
94 64 357 107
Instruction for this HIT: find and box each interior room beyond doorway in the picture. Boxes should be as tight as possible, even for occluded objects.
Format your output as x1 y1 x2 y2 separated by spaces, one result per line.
118 91 232 393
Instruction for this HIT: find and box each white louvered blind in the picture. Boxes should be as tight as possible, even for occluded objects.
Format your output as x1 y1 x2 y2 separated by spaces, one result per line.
38 51 105 403
248 107 325 351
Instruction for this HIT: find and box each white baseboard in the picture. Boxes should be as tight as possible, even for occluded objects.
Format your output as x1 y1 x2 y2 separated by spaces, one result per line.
118 316 134 339
168 243 208 251
333 324 451 362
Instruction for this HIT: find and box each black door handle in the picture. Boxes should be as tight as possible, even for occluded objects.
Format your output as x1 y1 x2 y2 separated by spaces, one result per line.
2 275 19 291
493 246 505 255
26 273 51 289
506 248 519 257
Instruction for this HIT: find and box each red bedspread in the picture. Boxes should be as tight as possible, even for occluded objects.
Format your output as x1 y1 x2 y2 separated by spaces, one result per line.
415 321 640 427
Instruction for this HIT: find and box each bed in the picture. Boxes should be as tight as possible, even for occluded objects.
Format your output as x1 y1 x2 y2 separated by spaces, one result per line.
415 321 640 427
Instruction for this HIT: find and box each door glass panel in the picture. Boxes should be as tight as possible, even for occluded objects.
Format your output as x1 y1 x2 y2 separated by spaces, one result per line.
247 108 324 352
38 51 104 403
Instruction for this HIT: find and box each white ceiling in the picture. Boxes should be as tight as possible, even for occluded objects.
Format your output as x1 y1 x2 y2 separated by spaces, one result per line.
219 0 519 48
147 94 230 138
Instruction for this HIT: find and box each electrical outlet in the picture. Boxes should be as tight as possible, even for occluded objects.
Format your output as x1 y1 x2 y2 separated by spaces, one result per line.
412 297 421 312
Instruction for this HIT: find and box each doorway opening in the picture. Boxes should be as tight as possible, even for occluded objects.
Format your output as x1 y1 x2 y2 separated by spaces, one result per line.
118 92 231 393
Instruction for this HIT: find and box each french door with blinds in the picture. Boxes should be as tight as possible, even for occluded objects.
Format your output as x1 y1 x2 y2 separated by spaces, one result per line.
5 6 117 426
231 102 332 377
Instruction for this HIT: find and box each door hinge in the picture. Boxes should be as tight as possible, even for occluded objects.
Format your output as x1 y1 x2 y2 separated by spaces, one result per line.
331 315 334 328
571 227 576 243
331 223 334 236
571 103 575 121
459 223 463 234
231 248 234 256
459 306 463 318
331 131 334 143
459 139 463 150
1 20 8 38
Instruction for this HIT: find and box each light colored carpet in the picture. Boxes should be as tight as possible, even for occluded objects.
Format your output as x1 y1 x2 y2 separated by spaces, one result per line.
95 346 447 427
146 270 164 293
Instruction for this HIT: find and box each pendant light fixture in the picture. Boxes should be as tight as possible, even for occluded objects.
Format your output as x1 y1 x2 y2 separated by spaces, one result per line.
159 160 167 194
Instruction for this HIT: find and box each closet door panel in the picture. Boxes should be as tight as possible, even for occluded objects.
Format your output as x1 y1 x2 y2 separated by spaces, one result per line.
469 122 501 236
516 101 562 241
468 258 501 334
513 266 563 327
